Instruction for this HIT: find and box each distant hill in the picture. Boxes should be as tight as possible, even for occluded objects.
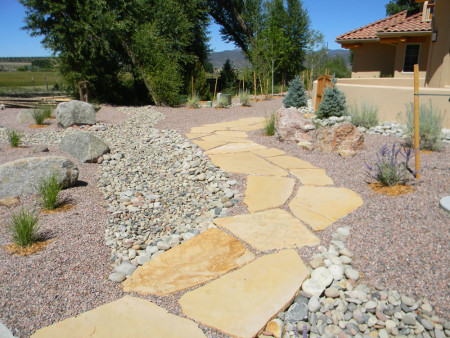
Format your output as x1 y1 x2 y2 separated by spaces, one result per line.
208 49 351 69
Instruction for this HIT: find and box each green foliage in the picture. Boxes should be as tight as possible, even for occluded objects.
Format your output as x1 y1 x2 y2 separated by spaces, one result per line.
385 0 420 15
220 59 238 92
204 62 214 73
283 76 307 108
240 90 251 106
216 95 230 108
6 130 24 147
317 75 347 118
187 93 200 108
32 108 46 125
264 113 276 136
191 61 212 100
404 100 444 151
8 208 40 247
31 59 53 70
17 66 30 72
38 173 63 210
349 101 379 129
325 56 351 79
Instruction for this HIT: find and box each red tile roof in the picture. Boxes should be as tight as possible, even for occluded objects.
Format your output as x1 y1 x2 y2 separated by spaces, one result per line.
336 10 431 42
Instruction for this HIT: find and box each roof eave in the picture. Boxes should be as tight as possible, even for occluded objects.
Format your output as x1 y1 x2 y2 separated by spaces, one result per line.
376 31 432 37
336 38 379 44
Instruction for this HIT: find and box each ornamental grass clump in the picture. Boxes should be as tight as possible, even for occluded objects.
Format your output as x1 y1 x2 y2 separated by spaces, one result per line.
365 143 416 187
264 113 276 136
317 75 347 119
8 208 40 247
32 108 46 125
349 101 379 129
283 76 307 108
240 90 251 106
404 100 444 151
6 129 24 147
216 96 229 108
38 172 63 210
186 93 200 108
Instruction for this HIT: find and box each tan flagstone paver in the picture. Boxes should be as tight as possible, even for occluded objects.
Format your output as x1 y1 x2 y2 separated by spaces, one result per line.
32 296 206 338
290 168 334 186
189 126 227 134
208 152 288 176
185 132 211 140
266 155 317 169
214 130 249 138
192 140 227 151
250 147 286 157
179 250 309 338
229 123 265 131
243 175 295 213
201 134 253 143
123 228 254 295
289 186 363 230
214 209 320 251
206 142 266 155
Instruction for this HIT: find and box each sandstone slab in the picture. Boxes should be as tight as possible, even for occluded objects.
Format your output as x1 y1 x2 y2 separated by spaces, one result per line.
250 148 286 157
192 140 226 151
189 126 226 134
230 123 265 131
179 250 309 338
201 134 253 144
290 169 334 186
123 228 254 295
206 142 266 155
244 176 295 212
185 132 211 140
0 197 20 207
266 155 317 169
32 296 205 338
214 130 249 138
208 152 288 176
289 186 363 230
214 209 319 251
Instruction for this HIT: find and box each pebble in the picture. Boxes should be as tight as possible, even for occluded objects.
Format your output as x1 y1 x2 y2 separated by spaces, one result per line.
108 272 126 283
344 267 360 280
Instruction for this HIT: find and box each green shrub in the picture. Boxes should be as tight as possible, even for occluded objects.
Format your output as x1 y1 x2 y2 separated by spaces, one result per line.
283 76 307 108
40 104 53 119
187 93 200 108
317 75 347 119
216 96 229 108
38 173 63 210
404 100 444 151
6 129 24 147
32 108 46 125
264 113 276 136
8 208 40 247
349 101 379 128
240 90 251 107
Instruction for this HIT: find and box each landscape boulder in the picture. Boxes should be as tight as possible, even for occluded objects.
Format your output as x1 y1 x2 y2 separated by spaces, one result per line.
0 104 6 110
55 100 95 128
0 156 79 198
274 107 315 142
59 131 110 163
17 109 35 123
315 122 364 157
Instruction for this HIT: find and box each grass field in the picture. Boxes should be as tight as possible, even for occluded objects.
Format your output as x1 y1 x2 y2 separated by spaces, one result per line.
0 71 61 88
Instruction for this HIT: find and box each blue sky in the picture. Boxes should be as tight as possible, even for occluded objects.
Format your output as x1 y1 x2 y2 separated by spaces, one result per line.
0 0 391 57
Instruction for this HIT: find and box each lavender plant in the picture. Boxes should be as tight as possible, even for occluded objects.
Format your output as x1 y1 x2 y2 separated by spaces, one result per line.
365 143 417 186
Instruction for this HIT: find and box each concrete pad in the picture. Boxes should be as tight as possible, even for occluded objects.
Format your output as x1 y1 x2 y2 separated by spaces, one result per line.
179 250 309 338
208 152 288 176
243 176 295 213
251 148 286 158
32 296 206 338
289 186 363 230
214 130 249 138
185 132 211 140
290 169 334 186
192 140 226 151
266 155 317 169
206 142 266 155
214 209 320 251
201 134 253 143
123 228 254 295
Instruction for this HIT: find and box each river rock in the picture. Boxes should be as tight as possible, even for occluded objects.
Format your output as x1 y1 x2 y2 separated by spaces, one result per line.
59 132 109 163
55 100 95 128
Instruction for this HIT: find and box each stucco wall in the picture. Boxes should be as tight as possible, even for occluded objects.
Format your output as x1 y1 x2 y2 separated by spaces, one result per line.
393 37 430 78
351 43 396 78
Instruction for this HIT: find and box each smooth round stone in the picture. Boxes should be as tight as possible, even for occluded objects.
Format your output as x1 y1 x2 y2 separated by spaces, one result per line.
344 267 360 280
325 287 339 298
336 227 350 237
328 264 344 281
365 300 377 310
311 267 333 287
308 296 321 312
108 272 126 283
302 278 326 298
439 196 450 213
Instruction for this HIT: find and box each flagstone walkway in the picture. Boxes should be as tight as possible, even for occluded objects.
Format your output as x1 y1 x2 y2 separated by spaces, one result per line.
33 117 363 338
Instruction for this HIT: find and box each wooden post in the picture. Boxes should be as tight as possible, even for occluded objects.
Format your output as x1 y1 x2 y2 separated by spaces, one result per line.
253 71 257 100
259 76 263 97
44 76 48 91
191 76 194 97
281 73 284 97
213 76 218 102
414 64 421 179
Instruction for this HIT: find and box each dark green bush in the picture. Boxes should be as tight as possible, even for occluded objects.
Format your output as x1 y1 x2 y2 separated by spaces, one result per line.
317 75 347 118
283 76 307 108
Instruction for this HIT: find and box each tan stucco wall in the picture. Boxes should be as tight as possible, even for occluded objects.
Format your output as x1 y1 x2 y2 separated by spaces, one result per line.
393 37 430 78
351 43 396 78
425 0 450 88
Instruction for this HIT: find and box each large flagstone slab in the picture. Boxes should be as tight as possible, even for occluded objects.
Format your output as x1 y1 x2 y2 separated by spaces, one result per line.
243 175 295 212
123 228 255 296
192 140 226 151
230 123 265 131
201 134 253 143
208 152 288 176
185 132 211 140
214 209 319 251
289 186 363 230
290 168 334 186
32 296 206 338
266 155 317 169
251 147 286 157
206 142 266 155
190 126 227 134
179 250 309 338
214 130 249 138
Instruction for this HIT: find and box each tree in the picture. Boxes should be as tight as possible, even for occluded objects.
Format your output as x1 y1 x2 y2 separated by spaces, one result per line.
325 56 351 79
317 76 347 118
385 0 420 16
220 59 238 91
283 76 307 108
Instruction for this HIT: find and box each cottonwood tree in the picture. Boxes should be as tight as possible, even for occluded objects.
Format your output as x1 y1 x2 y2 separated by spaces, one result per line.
385 0 420 15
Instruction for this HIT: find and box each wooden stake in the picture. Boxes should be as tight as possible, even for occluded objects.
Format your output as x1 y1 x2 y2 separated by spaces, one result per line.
253 71 257 100
191 76 194 97
281 73 284 97
238 80 241 95
213 76 218 102
414 64 421 179
259 76 263 96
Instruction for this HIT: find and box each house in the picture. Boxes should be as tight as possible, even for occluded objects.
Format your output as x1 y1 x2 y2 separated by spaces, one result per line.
311 0 449 127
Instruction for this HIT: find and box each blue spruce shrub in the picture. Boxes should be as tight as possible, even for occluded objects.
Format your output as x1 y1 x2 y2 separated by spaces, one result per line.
317 75 347 118
283 76 307 108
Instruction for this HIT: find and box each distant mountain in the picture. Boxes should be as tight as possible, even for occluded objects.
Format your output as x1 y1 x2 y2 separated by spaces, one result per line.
208 49 351 69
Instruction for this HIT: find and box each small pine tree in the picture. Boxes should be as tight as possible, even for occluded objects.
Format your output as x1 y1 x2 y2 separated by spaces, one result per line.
192 61 212 101
317 75 347 118
283 76 307 108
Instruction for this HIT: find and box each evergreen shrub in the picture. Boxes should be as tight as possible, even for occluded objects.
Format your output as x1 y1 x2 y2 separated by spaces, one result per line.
283 76 307 108
317 75 347 118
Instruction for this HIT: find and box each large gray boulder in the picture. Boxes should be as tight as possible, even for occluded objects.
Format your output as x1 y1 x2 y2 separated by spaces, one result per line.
274 107 315 142
17 109 35 123
0 156 79 198
55 100 95 128
59 132 109 163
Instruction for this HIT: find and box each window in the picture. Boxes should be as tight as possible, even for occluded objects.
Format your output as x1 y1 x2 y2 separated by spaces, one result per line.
403 44 420 72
